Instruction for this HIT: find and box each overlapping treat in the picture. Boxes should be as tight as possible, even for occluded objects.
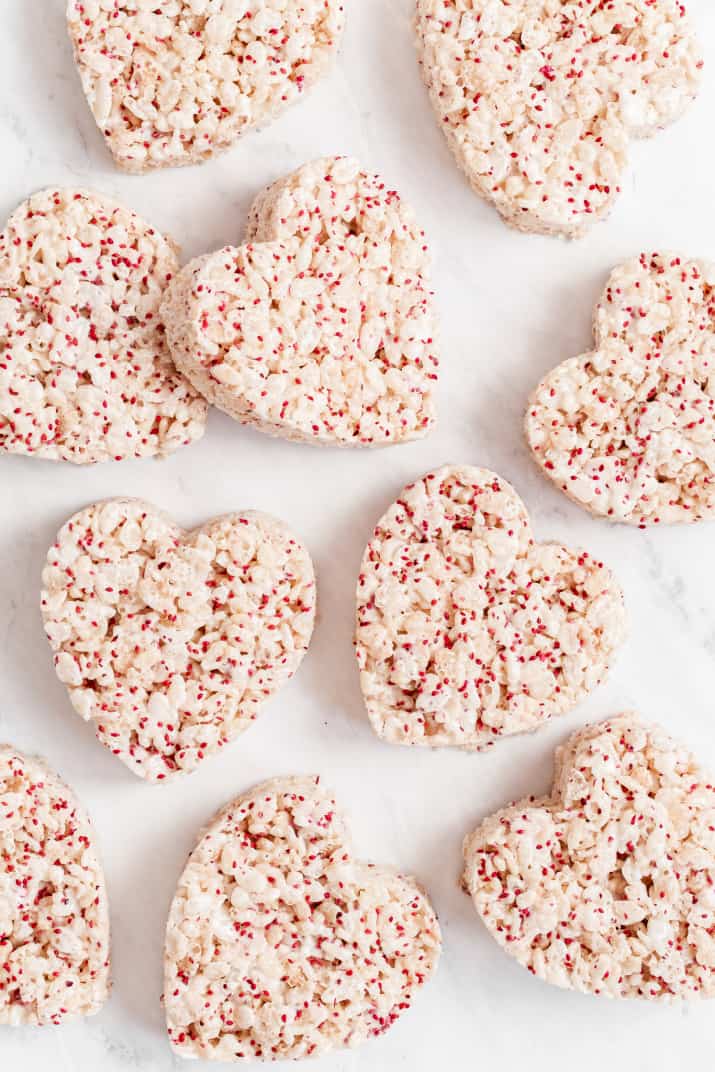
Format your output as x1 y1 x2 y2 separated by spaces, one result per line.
41 499 315 781
0 188 207 463
67 0 346 173
355 466 626 749
161 157 438 446
526 253 715 525
463 714 715 1000
416 0 703 237
0 746 110 1025
164 776 441 1060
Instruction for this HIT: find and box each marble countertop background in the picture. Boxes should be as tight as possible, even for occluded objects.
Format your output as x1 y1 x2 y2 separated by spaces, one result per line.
1 2 715 1069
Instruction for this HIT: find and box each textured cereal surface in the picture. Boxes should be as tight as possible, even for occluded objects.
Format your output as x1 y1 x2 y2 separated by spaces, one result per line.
355 465 626 749
0 188 207 464
463 714 715 1000
161 157 438 447
526 253 715 525
164 776 441 1060
0 746 110 1025
41 499 316 781
416 0 703 237
67 0 346 173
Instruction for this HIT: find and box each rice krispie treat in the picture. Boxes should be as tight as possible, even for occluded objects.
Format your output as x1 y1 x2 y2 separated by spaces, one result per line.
0 188 207 464
164 776 441 1059
41 499 316 781
161 156 438 447
463 714 715 999
67 0 346 173
0 746 110 1025
416 1 703 237
355 466 626 749
526 253 715 525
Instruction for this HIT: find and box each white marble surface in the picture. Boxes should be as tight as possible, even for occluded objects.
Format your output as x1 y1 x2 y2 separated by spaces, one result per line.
1 1 715 1069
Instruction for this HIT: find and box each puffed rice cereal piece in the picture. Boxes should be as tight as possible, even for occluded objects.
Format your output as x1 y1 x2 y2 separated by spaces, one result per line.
463 713 715 1000
355 465 626 749
0 746 110 1025
161 157 438 447
164 776 441 1059
416 0 703 237
526 252 715 525
41 499 316 781
67 0 346 173
0 188 207 464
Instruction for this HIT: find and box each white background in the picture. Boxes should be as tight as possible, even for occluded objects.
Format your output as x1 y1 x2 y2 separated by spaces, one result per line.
1 1 715 1069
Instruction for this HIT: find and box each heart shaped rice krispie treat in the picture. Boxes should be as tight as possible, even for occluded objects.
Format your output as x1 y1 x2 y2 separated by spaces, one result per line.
526 253 715 525
161 157 438 446
355 466 626 749
164 776 441 1060
41 499 315 781
0 188 207 464
416 0 703 237
67 0 346 173
463 714 715 1000
0 746 110 1025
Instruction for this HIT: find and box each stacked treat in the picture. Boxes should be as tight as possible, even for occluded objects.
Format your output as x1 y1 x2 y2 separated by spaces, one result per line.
1 0 714 1059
